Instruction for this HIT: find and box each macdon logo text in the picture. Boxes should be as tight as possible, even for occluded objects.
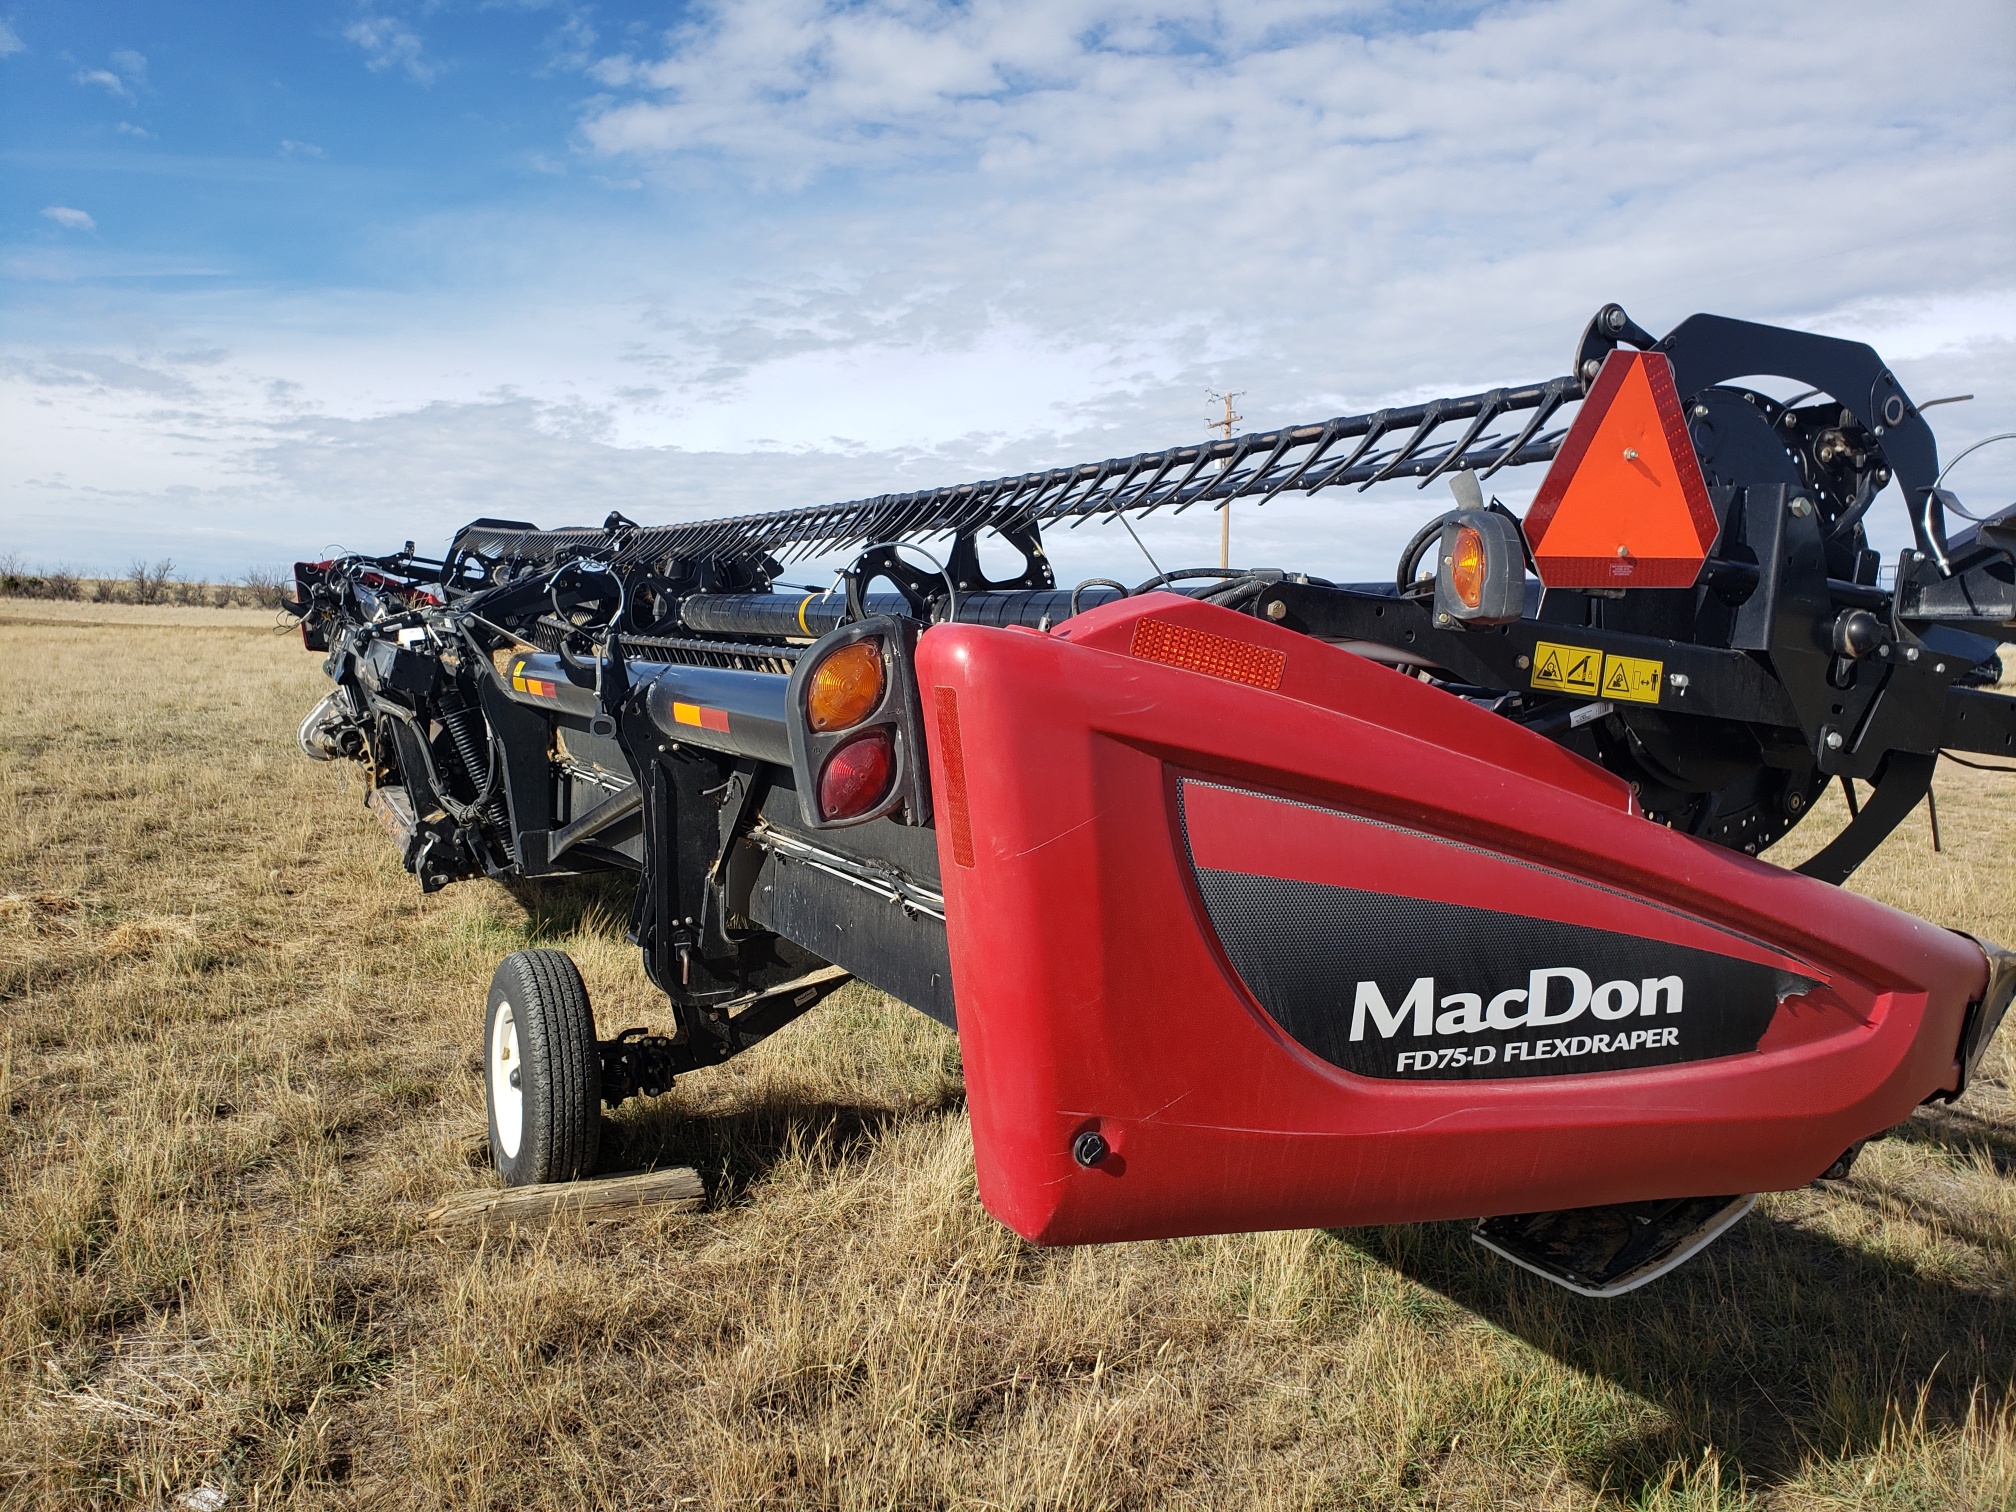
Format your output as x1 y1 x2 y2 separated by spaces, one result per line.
1349 968 1682 1041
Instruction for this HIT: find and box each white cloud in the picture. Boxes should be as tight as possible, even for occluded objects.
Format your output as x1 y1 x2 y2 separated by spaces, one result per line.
1 350 192 396
572 0 2014 337
542 11 598 75
346 11 435 83
6 0 2014 577
563 1 2016 455
75 66 131 100
280 139 326 158
39 205 96 231
73 48 145 98
0 19 23 57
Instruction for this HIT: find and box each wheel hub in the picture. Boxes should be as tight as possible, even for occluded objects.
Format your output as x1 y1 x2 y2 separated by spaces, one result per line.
490 1001 524 1159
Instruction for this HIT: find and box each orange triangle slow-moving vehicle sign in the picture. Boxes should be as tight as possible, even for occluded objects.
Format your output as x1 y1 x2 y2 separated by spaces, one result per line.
1522 349 1719 589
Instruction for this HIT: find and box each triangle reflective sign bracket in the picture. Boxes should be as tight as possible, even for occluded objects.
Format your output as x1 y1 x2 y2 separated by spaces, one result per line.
1523 349 1719 589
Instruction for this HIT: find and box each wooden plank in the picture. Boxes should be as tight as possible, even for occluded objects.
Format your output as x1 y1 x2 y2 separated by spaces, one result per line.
425 1166 705 1230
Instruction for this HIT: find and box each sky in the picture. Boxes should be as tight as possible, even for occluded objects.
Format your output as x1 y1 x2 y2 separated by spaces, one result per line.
2 0 2013 585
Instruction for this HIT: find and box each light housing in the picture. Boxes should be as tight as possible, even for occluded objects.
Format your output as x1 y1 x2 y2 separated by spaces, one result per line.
1433 509 1527 627
785 615 933 831
807 638 886 731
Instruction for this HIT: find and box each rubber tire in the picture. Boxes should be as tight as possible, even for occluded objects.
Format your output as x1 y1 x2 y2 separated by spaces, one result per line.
484 949 602 1186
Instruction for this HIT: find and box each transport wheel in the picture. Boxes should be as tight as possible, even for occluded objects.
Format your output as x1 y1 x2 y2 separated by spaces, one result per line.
484 949 601 1186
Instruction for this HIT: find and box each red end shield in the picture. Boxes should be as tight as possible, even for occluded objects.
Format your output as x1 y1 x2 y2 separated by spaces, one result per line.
1524 350 1718 589
914 595 1989 1246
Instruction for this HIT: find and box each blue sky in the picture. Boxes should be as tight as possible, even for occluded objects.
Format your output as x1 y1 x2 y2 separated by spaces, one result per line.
3 0 2013 582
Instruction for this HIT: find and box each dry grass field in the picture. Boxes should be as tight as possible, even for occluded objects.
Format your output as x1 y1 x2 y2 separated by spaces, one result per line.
2 604 2012 1510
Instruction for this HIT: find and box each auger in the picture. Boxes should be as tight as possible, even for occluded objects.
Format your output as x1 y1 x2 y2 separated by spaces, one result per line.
291 305 2015 1295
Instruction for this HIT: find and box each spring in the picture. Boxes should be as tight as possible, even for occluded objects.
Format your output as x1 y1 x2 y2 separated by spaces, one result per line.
440 703 515 863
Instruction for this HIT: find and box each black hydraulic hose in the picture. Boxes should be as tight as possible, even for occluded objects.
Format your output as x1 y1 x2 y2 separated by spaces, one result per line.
378 695 505 847
1396 511 1460 595
1198 570 1285 611
1133 566 1246 593
440 703 513 860
376 704 485 824
1070 578 1129 616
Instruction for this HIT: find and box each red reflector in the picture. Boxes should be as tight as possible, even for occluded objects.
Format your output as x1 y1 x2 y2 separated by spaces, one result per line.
1129 618 1285 690
818 730 894 822
1524 350 1718 589
933 687 976 868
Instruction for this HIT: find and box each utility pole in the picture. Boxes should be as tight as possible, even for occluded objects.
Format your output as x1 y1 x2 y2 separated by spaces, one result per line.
1206 389 1244 570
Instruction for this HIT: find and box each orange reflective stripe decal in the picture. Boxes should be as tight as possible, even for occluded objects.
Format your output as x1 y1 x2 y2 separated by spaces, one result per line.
672 701 731 732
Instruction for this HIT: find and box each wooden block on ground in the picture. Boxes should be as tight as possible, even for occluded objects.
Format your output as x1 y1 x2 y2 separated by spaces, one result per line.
426 1166 705 1230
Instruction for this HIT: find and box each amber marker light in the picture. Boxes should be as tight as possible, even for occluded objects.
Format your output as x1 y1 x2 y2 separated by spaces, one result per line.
818 730 894 821
806 639 886 731
1451 524 1488 610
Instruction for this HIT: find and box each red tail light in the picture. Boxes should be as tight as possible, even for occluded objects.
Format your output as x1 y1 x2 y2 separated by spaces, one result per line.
818 730 894 821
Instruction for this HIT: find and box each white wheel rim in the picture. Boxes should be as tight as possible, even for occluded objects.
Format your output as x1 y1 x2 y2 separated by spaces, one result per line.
491 1001 524 1159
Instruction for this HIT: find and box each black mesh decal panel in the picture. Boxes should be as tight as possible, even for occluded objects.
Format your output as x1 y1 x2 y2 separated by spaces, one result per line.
1181 789 1801 1082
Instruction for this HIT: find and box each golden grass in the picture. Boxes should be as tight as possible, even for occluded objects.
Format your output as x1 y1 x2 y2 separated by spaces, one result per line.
0 600 288 632
1 603 2011 1509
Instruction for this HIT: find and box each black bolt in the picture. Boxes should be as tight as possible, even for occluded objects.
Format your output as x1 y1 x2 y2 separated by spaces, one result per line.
508 1068 522 1090
1072 1130 1109 1168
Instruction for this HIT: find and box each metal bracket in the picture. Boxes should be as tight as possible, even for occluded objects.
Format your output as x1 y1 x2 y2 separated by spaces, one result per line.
842 546 941 621
1793 749 1937 885
701 761 769 952
1473 1193 1757 1297
946 520 1055 592
1944 937 2016 1100
1655 312 1940 563
1573 301 1661 389
598 1028 679 1105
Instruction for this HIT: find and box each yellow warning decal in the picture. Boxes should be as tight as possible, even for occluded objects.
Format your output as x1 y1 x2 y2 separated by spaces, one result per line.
1530 641 1603 697
1600 652 1664 705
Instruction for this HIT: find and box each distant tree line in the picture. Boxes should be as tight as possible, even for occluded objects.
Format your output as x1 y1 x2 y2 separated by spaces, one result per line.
0 554 292 610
